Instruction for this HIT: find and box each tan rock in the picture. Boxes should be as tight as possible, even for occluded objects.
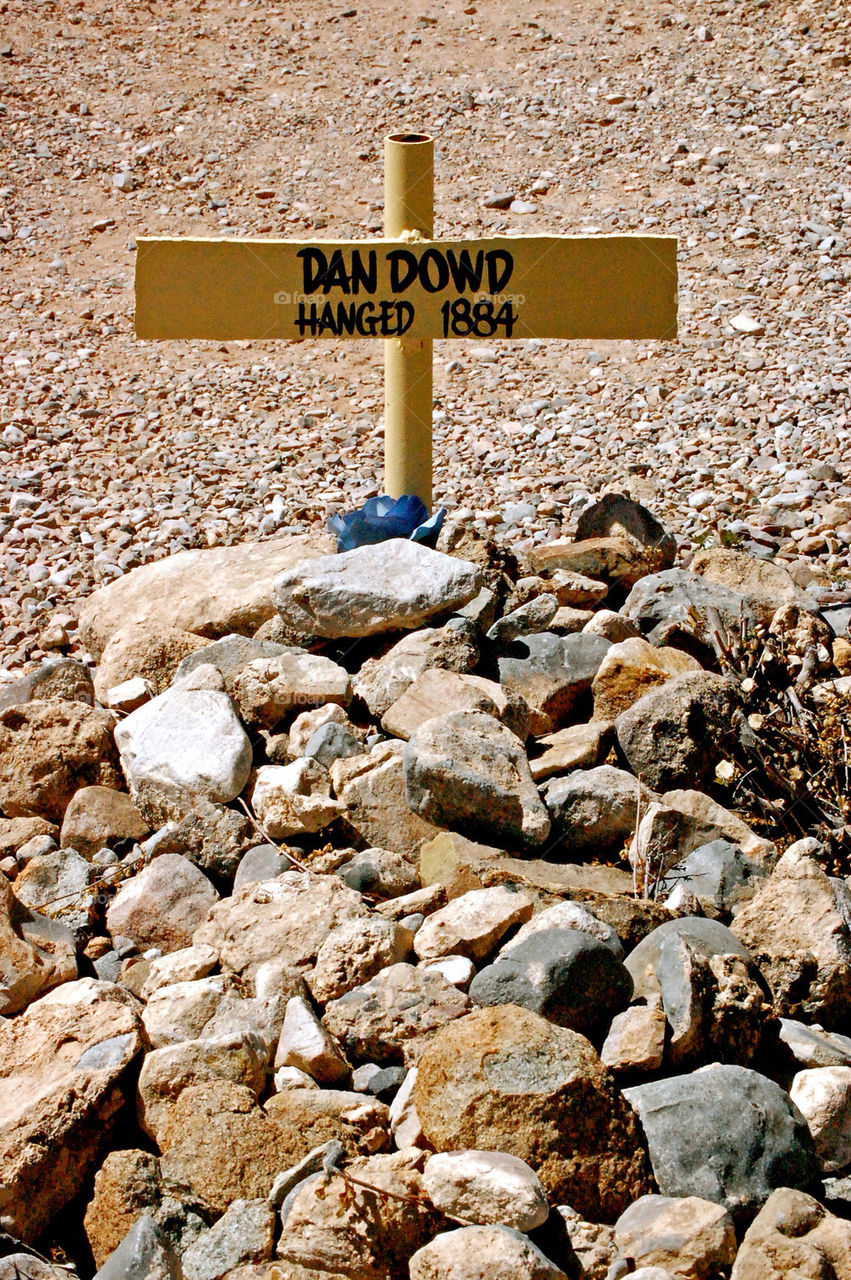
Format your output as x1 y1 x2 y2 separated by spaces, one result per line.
409 1224 571 1279
529 721 613 782
59 785 149 859
263 1085 390 1165
233 654 351 729
84 1149 166 1268
601 1002 666 1074
93 624 209 699
107 853 219 954
0 816 59 859
414 1005 652 1222
78 533 335 658
583 609 642 643
277 1149 438 1280
730 1187 851 1279
690 547 816 626
353 623 479 719
332 741 441 857
138 1031 269 1141
732 847 851 1027
0 872 77 1015
662 789 774 862
0 978 144 1243
0 657 94 710
0 699 121 824
419 829 505 888
592 638 701 721
193 871 369 980
413 886 533 963
307 917 413 1004
614 1193 737 1279
531 535 657 587
250 760 342 838
382 668 500 740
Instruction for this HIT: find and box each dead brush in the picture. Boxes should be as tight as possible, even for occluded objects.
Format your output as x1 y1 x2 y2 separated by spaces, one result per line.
699 604 851 876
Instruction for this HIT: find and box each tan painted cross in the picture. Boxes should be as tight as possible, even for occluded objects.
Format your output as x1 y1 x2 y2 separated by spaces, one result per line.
135 134 677 509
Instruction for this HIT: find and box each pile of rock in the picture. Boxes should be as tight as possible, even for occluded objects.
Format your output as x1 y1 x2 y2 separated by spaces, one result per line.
1 498 850 1279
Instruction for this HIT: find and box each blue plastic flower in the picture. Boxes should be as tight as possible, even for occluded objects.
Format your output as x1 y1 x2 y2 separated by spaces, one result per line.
327 494 446 552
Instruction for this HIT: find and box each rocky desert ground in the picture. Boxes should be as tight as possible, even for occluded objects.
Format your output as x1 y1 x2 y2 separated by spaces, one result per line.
2 0 851 1278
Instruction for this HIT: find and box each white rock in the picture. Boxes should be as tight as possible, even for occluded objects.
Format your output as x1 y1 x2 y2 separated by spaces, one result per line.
420 955 476 990
272 539 481 639
275 995 350 1086
115 688 252 805
250 758 341 837
140 944 219 1001
106 676 153 713
423 1150 549 1231
409 1224 565 1278
790 1066 851 1172
388 1065 423 1148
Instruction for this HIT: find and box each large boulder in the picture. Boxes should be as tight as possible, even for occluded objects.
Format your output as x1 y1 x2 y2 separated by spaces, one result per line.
114 688 253 810
273 539 481 639
404 711 551 848
615 672 740 791
78 533 334 657
624 1063 819 1224
0 700 122 824
414 1005 653 1222
0 978 144 1242
731 847 851 1028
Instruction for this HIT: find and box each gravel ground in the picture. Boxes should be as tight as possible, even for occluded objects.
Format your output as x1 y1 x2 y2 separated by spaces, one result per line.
1 0 849 673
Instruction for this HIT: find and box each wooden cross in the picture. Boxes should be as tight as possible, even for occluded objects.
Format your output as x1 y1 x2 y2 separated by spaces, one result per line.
136 133 677 511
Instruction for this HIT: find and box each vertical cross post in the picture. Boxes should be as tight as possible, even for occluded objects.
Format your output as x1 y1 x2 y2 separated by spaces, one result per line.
383 132 434 511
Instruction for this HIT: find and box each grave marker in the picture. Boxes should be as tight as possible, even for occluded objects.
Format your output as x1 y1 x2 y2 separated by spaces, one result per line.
136 133 678 510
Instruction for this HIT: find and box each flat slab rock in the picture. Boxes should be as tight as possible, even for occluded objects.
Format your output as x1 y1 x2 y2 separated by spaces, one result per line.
272 538 482 638
78 533 334 657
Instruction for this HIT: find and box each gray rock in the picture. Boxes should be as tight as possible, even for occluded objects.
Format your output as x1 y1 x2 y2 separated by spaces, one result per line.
624 1063 819 1224
615 672 740 791
0 1257 75 1280
0 657 94 711
115 688 252 808
181 1199 274 1279
470 927 633 1035
496 632 611 731
335 847 419 899
273 539 481 639
659 839 767 913
303 720 362 768
404 710 551 848
545 765 656 857
141 798 254 878
92 1216 182 1280
502 900 624 959
625 916 753 1001
172 633 295 692
233 843 292 892
487 594 559 643
13 847 94 938
622 569 755 644
322 962 470 1066
779 1019 851 1069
